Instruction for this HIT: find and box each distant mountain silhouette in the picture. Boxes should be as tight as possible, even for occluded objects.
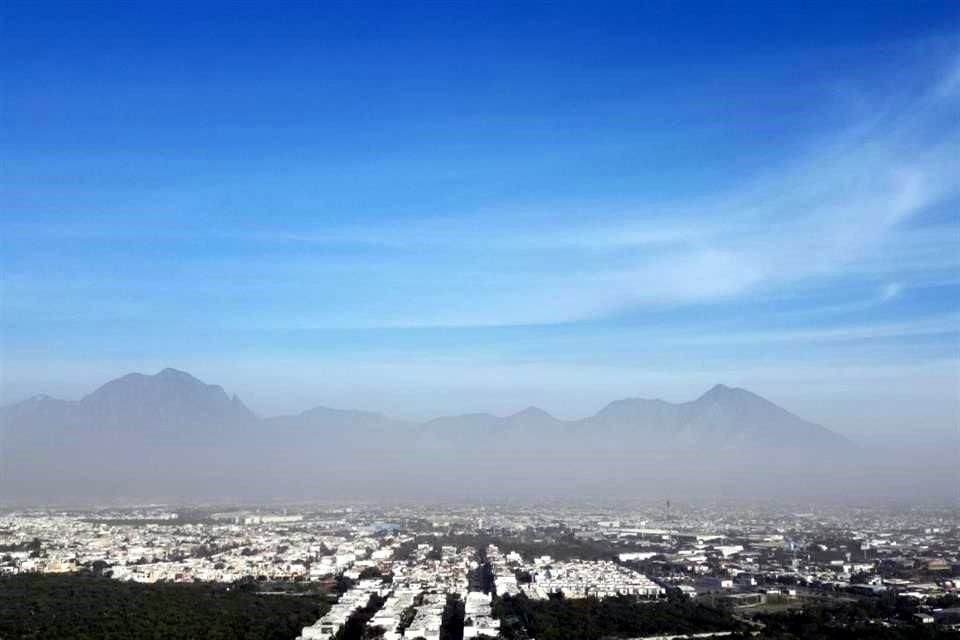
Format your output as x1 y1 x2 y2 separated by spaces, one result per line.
582 384 845 448
10 368 255 429
0 369 863 503
414 383 846 450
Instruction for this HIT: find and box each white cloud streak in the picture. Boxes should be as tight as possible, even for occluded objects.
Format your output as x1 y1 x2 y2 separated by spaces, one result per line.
4 53 958 331
220 55 960 327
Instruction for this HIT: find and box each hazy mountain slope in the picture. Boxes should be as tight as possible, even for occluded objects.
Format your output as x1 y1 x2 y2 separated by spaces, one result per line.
0 369 859 503
0 369 262 501
673 384 845 447
78 368 256 428
1 368 255 432
418 384 848 451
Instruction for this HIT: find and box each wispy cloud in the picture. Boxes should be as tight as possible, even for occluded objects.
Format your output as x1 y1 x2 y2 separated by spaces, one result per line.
880 282 903 302
218 55 960 327
3 51 958 332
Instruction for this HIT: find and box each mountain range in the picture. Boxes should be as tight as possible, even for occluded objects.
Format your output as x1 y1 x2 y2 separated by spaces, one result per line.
0 368 867 503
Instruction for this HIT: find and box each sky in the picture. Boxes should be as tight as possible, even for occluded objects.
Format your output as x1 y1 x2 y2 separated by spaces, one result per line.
1 1 959 443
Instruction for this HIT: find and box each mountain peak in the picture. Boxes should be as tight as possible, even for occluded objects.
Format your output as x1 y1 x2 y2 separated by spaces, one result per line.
510 406 554 420
156 367 198 381
76 368 255 426
88 368 211 397
703 382 734 395
24 393 56 403
696 383 755 403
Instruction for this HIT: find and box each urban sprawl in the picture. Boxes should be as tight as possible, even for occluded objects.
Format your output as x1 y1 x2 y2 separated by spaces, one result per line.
1 502 958 638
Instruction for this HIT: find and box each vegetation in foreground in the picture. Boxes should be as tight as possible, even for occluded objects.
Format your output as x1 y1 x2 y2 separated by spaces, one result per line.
739 600 960 640
0 573 328 640
494 592 740 639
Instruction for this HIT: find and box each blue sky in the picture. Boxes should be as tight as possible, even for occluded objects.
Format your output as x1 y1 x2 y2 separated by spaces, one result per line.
2 2 958 440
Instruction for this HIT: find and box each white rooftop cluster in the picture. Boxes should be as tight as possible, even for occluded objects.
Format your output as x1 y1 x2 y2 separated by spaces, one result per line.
486 544 520 596
299 580 382 640
404 593 446 640
522 559 665 600
211 511 304 525
392 544 472 596
463 591 500 638
367 586 420 640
